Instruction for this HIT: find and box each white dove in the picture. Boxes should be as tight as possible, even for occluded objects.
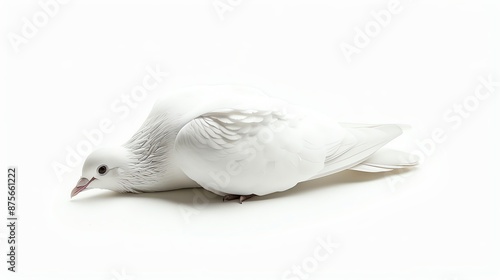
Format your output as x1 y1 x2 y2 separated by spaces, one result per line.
71 85 417 202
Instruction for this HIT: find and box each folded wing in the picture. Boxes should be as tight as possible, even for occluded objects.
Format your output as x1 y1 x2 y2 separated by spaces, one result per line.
174 108 331 196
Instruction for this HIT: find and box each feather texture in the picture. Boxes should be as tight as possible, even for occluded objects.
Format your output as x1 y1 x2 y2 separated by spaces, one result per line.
75 85 417 197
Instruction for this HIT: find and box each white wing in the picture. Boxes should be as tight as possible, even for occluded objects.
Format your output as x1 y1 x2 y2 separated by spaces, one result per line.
309 124 404 179
174 107 334 196
174 106 407 196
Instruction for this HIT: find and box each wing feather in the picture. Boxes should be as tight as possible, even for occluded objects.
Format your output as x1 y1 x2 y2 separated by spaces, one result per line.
174 108 330 195
175 107 406 195
309 124 403 180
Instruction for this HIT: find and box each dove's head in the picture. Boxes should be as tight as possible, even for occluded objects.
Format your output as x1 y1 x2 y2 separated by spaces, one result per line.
71 147 131 198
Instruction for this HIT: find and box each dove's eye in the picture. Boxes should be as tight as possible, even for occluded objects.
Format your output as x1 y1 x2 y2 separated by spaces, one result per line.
97 165 108 175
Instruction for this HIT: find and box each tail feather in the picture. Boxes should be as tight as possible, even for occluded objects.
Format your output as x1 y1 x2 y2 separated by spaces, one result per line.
339 122 412 130
307 123 417 181
308 124 403 180
350 149 418 173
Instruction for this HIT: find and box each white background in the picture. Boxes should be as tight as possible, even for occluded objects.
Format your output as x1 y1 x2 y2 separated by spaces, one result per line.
1 0 500 279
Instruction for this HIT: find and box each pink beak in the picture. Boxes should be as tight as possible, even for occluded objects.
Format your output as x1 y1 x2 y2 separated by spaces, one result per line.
71 177 95 198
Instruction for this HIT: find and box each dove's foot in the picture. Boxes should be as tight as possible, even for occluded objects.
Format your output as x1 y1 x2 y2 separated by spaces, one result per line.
222 194 256 204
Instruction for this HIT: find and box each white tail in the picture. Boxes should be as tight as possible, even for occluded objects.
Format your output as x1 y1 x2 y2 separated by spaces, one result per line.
350 148 418 172
307 123 417 181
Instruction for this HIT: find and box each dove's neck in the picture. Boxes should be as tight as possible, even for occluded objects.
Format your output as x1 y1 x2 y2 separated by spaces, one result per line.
120 86 272 192
121 113 197 192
